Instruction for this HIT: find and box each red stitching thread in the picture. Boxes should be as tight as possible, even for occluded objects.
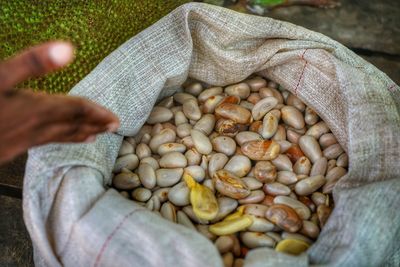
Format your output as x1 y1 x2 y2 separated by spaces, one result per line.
93 209 136 267
294 49 309 96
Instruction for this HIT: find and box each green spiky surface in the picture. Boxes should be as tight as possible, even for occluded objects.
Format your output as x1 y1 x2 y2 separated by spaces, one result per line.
0 1 189 93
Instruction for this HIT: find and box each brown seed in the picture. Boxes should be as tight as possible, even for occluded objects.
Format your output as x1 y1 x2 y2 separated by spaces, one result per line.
254 161 277 183
182 99 202 121
138 163 157 189
219 95 241 106
247 93 261 104
184 82 203 96
293 156 312 175
246 77 267 91
134 124 152 143
273 196 311 220
151 123 163 137
286 93 305 112
174 92 196 104
319 133 338 149
196 224 216 240
159 152 187 168
272 124 286 141
305 121 330 139
149 128 176 153
211 197 239 223
112 172 141 190
215 236 234 254
271 154 293 172
241 101 256 112
310 157 328 176
233 259 244 267
265 204 302 233
113 154 139 173
208 153 229 178
215 119 245 137
298 196 316 213
249 121 263 134
263 183 291 196
235 131 263 146
213 170 251 199
147 106 174 124
294 175 326 196
238 190 265 204
277 140 292 153
300 220 320 239
215 103 252 124
323 143 344 160
277 170 298 185
225 83 251 99
194 114 216 136
224 155 252 178
243 204 269 217
162 122 176 132
336 153 349 167
240 232 276 249
157 143 186 156
198 86 223 103
304 107 319 125
286 145 305 164
298 135 323 163
286 129 301 144
247 215 275 232
241 140 280 161
185 148 202 165
311 192 327 207
222 252 234 267
251 97 279 121
261 195 275 206
242 177 263 190
132 188 152 202
317 204 332 227
327 159 337 172
118 140 134 156
261 112 279 139
281 106 305 129
212 136 237 156
259 87 283 104
322 166 347 193
176 123 192 138
202 95 224 114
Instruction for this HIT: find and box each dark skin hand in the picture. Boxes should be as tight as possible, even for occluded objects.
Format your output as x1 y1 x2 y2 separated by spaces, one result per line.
0 41 120 164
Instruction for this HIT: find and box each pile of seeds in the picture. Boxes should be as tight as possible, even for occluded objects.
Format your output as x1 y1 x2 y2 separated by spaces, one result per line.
112 77 348 267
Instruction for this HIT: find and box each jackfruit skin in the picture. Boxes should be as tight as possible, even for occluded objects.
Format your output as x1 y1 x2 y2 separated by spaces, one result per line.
0 0 190 93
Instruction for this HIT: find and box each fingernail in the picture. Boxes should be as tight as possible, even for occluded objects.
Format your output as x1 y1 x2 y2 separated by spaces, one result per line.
49 42 74 66
107 122 119 132
84 135 97 143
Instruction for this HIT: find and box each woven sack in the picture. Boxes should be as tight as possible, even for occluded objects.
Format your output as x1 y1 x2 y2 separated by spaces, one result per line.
24 3 400 267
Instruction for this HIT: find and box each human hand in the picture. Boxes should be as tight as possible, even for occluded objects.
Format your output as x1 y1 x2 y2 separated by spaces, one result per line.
0 41 120 164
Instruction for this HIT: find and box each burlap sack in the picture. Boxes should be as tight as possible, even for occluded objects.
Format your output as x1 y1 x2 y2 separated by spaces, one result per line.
23 3 400 267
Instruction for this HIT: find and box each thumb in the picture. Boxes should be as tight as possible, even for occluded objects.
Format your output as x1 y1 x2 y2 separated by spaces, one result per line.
0 41 74 91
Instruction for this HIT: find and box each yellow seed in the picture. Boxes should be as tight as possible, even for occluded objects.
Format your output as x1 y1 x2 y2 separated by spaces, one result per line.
275 239 310 255
184 173 219 221
209 215 253 236
224 206 245 221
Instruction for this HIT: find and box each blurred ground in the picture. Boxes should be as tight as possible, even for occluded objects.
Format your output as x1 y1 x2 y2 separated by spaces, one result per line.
0 1 399 266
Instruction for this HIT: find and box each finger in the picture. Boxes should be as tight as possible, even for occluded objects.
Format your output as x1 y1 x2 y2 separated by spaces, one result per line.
41 95 120 132
31 122 107 146
0 41 74 91
14 91 120 132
